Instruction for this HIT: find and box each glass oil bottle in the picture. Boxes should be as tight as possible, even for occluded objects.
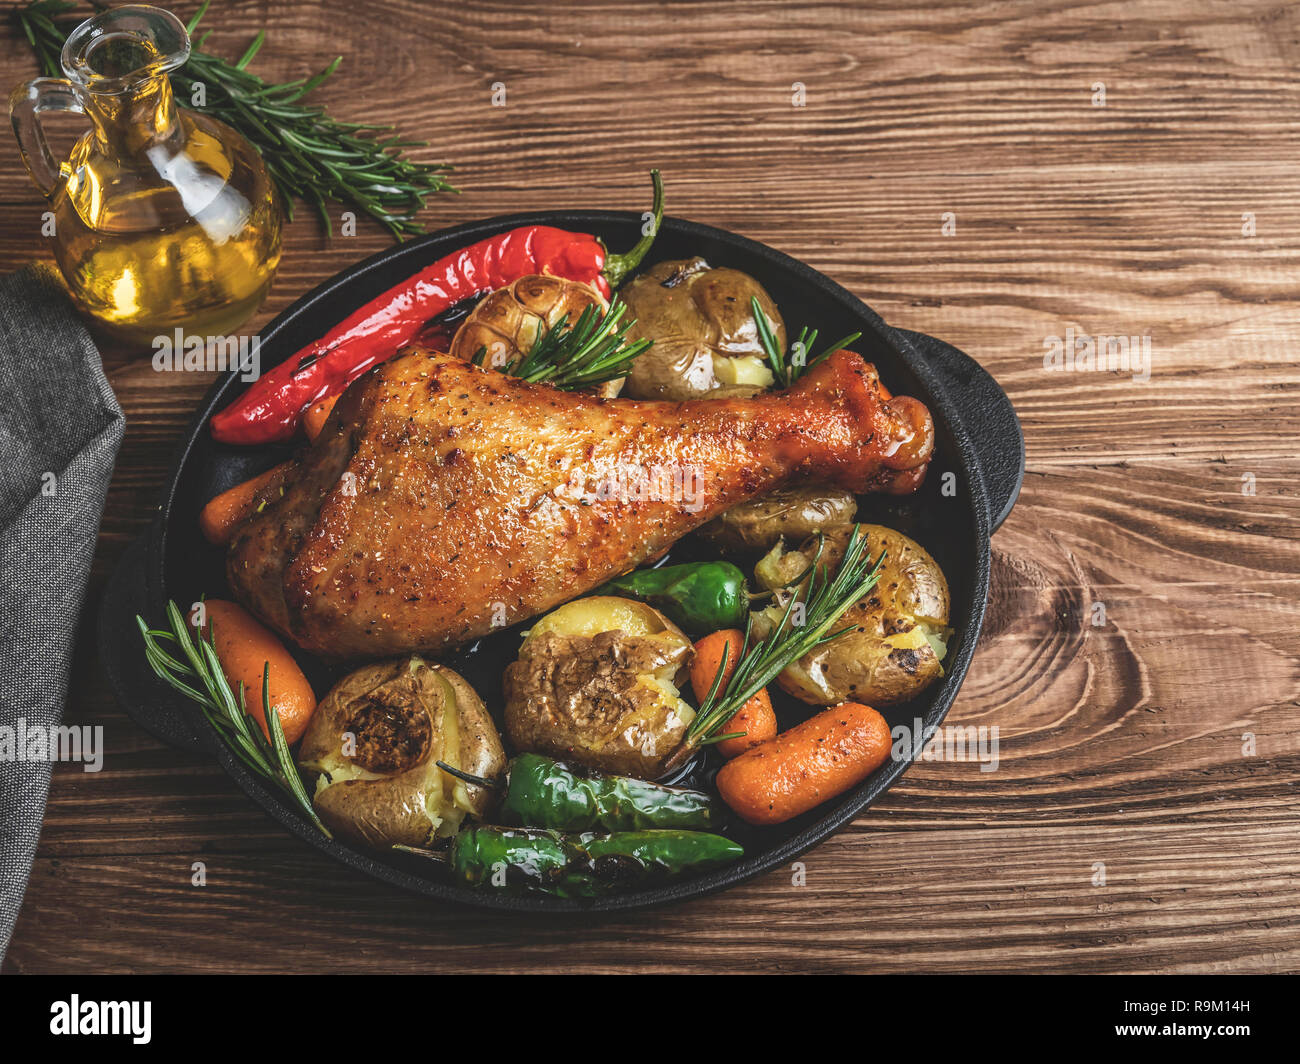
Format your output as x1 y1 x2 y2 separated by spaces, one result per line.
10 5 281 344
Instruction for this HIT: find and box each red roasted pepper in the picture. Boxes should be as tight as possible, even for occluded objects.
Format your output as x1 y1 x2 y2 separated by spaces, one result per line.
210 172 664 445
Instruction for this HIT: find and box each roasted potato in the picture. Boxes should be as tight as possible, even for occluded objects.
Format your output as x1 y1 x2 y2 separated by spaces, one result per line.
449 274 622 397
297 657 506 848
697 486 859 554
619 257 784 400
752 525 952 707
503 596 695 779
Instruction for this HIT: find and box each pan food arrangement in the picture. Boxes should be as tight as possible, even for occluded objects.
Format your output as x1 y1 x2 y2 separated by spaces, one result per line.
103 175 1024 910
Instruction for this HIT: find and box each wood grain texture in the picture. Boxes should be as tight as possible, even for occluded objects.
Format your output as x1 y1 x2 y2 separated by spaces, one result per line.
2 0 1297 974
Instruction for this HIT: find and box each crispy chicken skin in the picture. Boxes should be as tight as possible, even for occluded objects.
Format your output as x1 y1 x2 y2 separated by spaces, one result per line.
225 346 933 658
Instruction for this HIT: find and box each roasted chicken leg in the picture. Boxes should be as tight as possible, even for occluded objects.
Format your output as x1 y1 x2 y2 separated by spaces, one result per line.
226 346 933 658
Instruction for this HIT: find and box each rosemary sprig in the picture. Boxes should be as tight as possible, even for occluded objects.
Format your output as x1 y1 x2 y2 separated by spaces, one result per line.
752 296 862 389
15 0 456 237
667 525 885 766
471 299 653 390
136 601 329 836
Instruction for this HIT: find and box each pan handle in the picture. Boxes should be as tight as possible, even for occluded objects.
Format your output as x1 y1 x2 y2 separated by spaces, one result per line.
895 328 1024 533
98 532 208 753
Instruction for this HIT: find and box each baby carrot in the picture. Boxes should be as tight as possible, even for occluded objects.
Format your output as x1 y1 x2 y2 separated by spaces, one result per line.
198 462 291 546
194 600 317 744
690 629 777 759
715 702 892 825
302 394 339 442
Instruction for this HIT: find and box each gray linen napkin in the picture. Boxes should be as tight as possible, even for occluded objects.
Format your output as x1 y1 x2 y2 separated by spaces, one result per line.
0 264 124 961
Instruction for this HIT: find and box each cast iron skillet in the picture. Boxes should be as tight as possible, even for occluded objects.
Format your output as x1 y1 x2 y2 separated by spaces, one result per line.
99 211 1024 912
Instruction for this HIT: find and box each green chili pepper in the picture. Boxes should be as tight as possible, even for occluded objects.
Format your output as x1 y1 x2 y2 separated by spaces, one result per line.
446 826 743 898
436 753 720 832
597 560 750 633
497 753 720 832
447 827 569 893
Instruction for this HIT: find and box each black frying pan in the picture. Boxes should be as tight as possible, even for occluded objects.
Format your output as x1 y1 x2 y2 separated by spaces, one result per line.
99 211 1024 912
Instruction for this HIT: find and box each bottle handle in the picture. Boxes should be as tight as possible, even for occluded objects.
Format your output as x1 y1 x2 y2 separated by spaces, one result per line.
8 78 86 197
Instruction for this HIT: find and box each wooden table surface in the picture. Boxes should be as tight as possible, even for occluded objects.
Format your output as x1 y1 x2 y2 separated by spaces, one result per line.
2 0 1297 974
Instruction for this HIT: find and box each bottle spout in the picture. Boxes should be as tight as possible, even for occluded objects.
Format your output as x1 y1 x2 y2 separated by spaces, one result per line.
61 5 191 93
58 5 191 153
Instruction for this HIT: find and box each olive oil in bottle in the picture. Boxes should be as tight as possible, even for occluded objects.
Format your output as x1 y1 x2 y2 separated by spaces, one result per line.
10 5 281 343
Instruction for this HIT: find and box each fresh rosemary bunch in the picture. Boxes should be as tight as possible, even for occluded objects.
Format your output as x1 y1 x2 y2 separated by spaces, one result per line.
666 525 885 766
137 601 329 836
471 300 653 391
752 296 862 389
15 0 456 237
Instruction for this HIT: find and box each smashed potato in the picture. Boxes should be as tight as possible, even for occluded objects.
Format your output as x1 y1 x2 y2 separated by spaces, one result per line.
752 525 952 707
503 597 695 779
619 258 783 400
297 657 505 848
697 486 858 554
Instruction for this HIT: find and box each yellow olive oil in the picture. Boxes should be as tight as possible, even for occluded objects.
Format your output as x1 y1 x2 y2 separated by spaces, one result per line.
11 6 282 345
50 113 281 343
